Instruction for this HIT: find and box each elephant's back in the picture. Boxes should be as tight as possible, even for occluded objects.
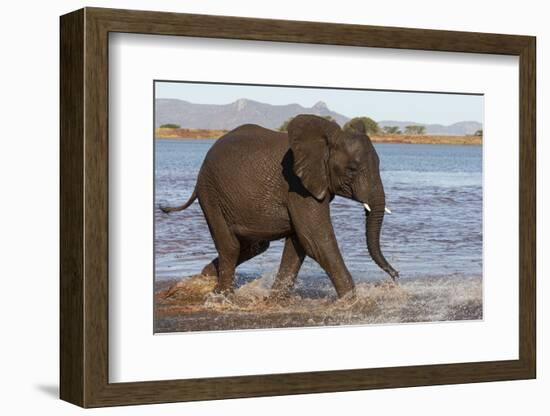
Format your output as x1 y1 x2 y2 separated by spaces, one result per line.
196 124 292 236
202 124 289 172
213 124 288 153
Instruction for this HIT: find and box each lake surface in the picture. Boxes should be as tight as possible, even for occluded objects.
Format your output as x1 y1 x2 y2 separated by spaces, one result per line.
154 139 482 285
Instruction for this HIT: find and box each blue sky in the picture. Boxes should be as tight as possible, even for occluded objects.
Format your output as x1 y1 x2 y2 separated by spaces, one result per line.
155 81 483 125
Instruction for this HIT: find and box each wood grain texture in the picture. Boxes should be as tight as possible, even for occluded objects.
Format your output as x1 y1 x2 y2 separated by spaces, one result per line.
83 10 110 406
59 7 537 408
59 8 84 406
518 38 536 376
88 7 532 54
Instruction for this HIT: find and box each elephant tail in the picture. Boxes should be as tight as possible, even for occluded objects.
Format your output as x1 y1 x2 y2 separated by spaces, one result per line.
159 190 198 213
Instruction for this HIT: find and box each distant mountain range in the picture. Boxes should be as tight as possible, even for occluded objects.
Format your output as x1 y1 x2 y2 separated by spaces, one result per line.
155 98 348 131
377 120 482 136
155 98 482 136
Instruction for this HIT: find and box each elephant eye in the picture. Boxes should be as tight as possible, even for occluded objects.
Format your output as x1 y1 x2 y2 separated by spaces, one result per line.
347 161 359 172
345 165 357 177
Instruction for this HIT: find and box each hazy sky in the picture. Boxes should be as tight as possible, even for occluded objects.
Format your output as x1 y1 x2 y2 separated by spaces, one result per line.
155 81 483 125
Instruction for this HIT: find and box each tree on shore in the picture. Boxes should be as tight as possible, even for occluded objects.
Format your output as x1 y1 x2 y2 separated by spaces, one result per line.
343 117 380 135
382 126 402 135
404 125 426 135
278 119 291 132
474 129 483 136
160 123 181 129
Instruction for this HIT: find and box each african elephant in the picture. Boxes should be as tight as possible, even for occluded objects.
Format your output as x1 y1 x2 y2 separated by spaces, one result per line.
160 114 398 299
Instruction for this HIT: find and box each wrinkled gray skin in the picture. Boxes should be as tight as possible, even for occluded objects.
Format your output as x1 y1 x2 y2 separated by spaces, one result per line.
161 114 398 299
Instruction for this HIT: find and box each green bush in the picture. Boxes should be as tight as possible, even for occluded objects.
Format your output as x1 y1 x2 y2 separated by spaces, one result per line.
404 125 426 135
160 123 181 129
278 119 291 132
343 117 380 135
383 126 402 134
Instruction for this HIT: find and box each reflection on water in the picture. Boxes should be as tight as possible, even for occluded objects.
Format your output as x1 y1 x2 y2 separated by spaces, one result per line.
155 139 482 285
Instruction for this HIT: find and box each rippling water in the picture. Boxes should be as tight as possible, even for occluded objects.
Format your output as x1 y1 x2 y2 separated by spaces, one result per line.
154 139 482 287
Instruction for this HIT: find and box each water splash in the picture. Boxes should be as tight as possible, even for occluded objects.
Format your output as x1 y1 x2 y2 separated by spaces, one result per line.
155 273 482 333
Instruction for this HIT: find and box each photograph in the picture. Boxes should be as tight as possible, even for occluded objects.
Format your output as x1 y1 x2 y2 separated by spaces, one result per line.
153 81 484 333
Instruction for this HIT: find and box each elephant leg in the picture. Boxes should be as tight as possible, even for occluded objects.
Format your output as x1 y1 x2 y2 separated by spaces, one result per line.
199 199 240 293
299 229 355 298
201 240 270 277
215 239 240 294
270 235 305 298
290 199 355 298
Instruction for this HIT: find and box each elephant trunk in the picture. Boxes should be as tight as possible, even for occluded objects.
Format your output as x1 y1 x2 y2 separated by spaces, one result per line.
365 192 399 281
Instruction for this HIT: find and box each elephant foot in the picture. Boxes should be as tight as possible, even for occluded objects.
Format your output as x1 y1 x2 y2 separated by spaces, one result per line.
204 291 235 308
334 290 358 309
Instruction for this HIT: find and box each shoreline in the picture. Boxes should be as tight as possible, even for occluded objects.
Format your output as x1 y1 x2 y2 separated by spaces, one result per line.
155 128 482 145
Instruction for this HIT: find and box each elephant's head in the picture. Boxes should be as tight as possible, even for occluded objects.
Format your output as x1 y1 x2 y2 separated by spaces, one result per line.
288 114 399 281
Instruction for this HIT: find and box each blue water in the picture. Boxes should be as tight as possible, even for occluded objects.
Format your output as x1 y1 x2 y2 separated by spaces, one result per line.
155 139 482 283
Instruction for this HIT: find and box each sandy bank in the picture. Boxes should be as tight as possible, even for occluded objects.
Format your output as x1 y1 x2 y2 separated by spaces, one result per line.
155 127 228 139
370 134 481 145
155 128 481 145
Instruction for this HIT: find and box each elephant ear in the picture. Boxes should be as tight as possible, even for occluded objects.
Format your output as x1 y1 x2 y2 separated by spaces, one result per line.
287 115 339 200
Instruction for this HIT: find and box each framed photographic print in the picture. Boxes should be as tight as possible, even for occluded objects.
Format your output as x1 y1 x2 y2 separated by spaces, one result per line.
60 7 536 408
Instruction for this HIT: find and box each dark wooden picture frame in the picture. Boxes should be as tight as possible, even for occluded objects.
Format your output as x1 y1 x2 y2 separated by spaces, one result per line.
60 7 536 408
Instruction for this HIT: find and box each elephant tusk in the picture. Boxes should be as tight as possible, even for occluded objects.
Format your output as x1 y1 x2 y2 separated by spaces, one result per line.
363 203 391 214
